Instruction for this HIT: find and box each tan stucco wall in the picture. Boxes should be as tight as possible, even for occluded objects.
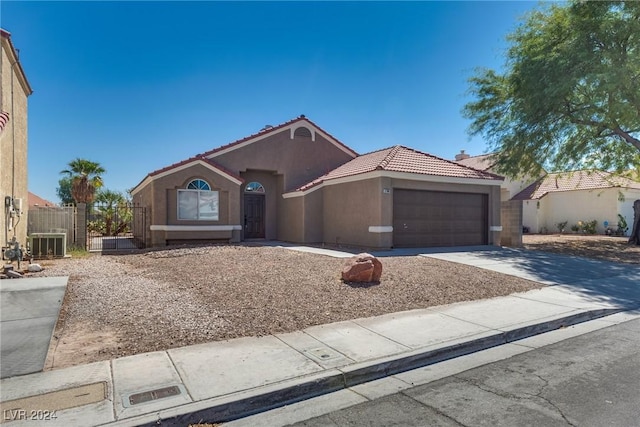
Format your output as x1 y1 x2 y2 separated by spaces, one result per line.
210 127 355 192
1 35 30 248
132 163 241 246
537 189 619 234
314 177 500 249
322 178 386 249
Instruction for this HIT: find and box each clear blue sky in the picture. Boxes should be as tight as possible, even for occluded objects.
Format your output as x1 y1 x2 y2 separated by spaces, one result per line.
3 1 540 204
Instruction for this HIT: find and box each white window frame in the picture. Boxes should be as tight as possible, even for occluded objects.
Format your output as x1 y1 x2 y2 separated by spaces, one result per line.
177 189 219 221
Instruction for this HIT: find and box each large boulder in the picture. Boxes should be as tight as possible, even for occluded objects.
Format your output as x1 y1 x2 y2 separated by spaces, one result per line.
341 253 382 282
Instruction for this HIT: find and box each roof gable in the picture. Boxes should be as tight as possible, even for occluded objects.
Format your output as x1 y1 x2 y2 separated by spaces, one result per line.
131 156 243 195
203 116 357 159
296 145 503 192
512 170 640 200
131 116 358 195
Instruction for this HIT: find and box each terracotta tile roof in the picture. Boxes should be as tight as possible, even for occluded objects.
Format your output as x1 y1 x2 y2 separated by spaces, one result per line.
202 115 357 158
28 192 57 207
455 153 495 171
297 145 503 191
512 170 640 200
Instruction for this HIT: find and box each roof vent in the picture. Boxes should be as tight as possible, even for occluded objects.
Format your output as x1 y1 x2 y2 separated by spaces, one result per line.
455 150 471 161
299 114 306 118
260 125 273 132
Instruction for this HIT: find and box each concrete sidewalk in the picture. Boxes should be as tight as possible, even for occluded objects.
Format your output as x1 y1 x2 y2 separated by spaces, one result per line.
0 248 638 427
0 277 67 379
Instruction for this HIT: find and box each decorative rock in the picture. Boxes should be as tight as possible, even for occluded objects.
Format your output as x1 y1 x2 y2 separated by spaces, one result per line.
28 264 43 272
341 253 383 282
6 270 22 279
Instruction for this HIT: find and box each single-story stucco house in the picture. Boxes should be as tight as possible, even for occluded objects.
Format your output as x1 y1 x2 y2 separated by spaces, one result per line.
131 116 507 249
512 170 640 235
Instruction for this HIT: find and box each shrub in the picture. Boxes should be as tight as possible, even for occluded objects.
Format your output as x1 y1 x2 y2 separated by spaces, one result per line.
583 220 597 234
570 224 580 233
556 221 568 233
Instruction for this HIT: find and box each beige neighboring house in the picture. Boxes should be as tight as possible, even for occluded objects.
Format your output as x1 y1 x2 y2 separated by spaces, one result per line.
512 170 640 235
454 151 536 202
1 29 33 249
454 151 640 236
132 116 506 249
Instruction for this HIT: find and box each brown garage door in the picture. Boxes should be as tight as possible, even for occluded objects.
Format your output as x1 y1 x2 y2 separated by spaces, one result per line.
393 189 488 247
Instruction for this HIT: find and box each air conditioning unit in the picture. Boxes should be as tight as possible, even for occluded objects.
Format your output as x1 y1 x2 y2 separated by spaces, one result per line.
29 233 67 259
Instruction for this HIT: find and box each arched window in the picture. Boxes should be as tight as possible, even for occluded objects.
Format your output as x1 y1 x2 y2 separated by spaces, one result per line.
179 179 218 220
186 179 211 191
245 182 265 193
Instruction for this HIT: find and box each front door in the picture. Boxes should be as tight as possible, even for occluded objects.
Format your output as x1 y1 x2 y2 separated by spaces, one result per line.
244 194 265 238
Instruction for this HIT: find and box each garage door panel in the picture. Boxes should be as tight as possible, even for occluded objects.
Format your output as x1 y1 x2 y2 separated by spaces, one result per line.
393 190 488 248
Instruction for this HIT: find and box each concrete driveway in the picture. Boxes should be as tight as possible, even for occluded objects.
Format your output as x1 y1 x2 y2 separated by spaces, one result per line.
0 276 68 378
422 247 640 310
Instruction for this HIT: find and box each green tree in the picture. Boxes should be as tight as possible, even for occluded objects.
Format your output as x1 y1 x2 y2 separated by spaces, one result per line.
60 158 106 204
463 1 640 178
56 176 74 205
93 189 131 236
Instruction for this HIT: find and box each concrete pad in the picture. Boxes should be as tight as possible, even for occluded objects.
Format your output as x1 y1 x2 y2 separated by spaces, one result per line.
0 278 67 321
393 343 531 387
303 320 411 362
353 310 492 349
1 316 60 379
224 389 367 427
275 331 355 369
168 335 325 401
112 351 191 419
0 361 113 426
0 277 67 379
436 295 577 330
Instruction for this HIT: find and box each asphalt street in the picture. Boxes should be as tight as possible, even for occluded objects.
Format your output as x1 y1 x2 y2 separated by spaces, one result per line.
290 317 640 427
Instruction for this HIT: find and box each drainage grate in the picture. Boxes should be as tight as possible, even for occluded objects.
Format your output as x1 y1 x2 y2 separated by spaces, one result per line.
127 385 182 406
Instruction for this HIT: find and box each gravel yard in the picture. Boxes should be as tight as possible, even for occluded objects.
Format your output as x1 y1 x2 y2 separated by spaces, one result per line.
30 245 542 370
523 234 640 264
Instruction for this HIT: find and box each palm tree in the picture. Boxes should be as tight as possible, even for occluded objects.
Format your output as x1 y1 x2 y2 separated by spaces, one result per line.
60 158 106 204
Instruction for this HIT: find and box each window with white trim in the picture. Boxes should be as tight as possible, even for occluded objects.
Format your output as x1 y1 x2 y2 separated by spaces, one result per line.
178 179 218 220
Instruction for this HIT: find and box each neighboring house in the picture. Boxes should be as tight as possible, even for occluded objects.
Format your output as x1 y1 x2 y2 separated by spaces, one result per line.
28 192 56 208
454 151 540 246
454 151 536 202
1 29 33 249
512 170 640 235
132 116 505 249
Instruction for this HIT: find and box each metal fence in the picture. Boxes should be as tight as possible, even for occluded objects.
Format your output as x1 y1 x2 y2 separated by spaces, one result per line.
87 203 146 252
27 204 77 248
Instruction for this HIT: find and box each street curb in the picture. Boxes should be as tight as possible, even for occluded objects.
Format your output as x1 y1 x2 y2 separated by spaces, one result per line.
113 308 622 427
